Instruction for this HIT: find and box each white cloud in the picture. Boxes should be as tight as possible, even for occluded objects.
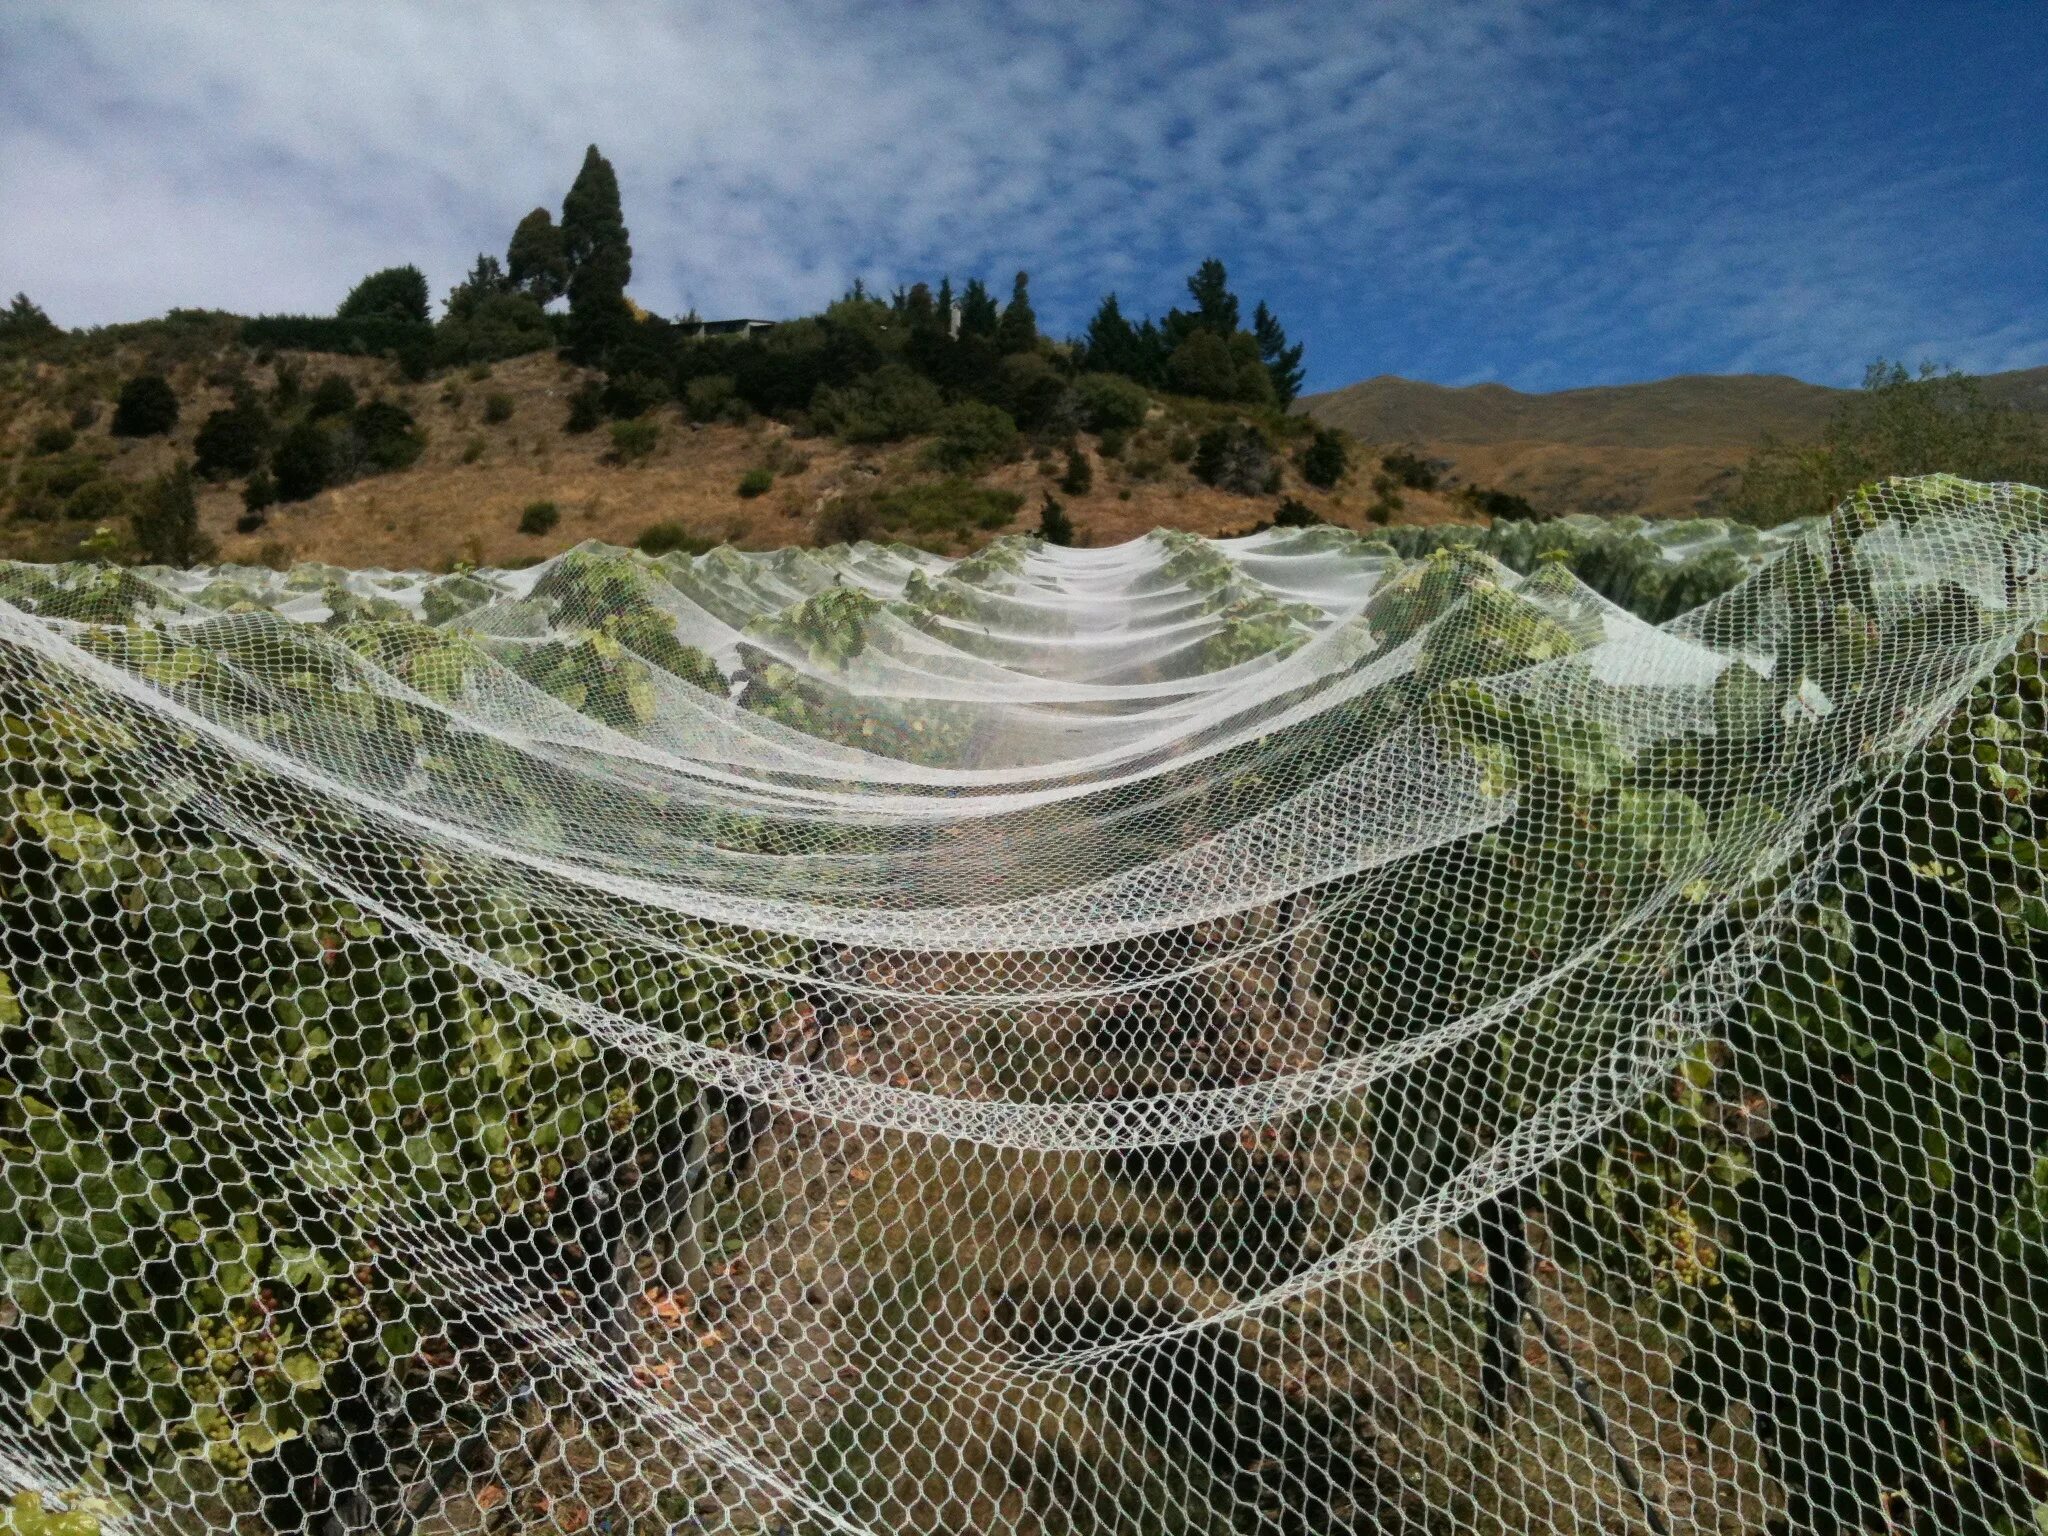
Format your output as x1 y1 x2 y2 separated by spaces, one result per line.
1 0 2039 390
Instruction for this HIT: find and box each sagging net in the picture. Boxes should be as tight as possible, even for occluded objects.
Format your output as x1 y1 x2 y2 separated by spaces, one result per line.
2 474 2047 1535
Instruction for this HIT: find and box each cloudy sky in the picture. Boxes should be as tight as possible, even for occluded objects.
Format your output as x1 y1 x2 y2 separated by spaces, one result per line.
4 0 2043 394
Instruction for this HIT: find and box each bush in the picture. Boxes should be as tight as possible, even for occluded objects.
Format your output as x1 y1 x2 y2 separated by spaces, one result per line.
737 467 775 498
63 478 131 524
1074 373 1151 433
482 391 515 424
351 399 425 472
1462 485 1540 521
242 314 429 356
637 521 714 557
1165 330 1273 404
69 401 99 430
857 480 1023 537
1192 423 1276 495
814 497 878 546
811 363 943 443
1273 496 1320 528
462 436 486 464
1040 492 1075 546
193 401 270 479
925 401 1021 471
432 290 553 364
565 381 604 433
609 418 660 462
337 264 431 324
308 375 358 419
518 500 560 536
30 424 75 456
1098 426 1129 460
1060 446 1094 496
997 353 1072 434
234 510 268 534
600 371 670 421
130 461 215 565
242 470 277 512
272 420 338 502
1380 446 1437 490
1299 428 1350 490
111 373 179 437
683 373 742 423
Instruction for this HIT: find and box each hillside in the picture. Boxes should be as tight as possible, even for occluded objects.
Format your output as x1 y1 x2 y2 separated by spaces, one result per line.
1301 364 2048 518
0 334 1468 572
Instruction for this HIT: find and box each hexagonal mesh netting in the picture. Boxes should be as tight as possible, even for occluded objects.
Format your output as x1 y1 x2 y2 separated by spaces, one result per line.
3 475 2047 1534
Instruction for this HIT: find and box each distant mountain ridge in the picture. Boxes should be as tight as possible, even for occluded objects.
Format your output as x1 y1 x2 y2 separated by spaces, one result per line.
1299 364 2048 518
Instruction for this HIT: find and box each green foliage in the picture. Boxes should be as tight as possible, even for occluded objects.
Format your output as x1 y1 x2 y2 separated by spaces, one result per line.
1192 422 1276 494
1251 301 1305 407
1298 427 1349 489
1380 446 1437 490
433 289 553 364
924 401 1022 471
844 480 1023 540
349 399 424 473
506 206 570 303
1082 294 1153 381
111 374 179 437
482 391 515 424
240 315 428 358
306 375 357 420
240 471 276 514
560 145 633 362
30 425 75 456
335 266 430 325
270 421 337 503
517 499 560 536
1736 362 2048 527
996 352 1070 433
0 292 60 347
192 396 271 480
130 460 215 566
637 521 713 557
811 363 943 444
1074 372 1151 433
608 417 659 462
737 467 774 499
682 373 741 423
1273 496 1319 528
996 271 1037 354
1461 484 1540 521
1165 329 1274 405
63 479 131 527
564 380 604 433
1039 492 1075 546
1059 446 1093 496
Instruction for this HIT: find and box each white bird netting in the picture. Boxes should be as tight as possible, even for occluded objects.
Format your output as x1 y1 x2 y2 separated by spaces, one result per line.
3 474 2048 1534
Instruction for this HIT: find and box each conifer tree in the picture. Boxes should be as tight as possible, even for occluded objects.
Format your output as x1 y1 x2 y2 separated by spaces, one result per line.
997 271 1037 353
935 276 956 335
560 145 634 362
1252 301 1306 407
1185 258 1239 335
1084 294 1144 377
959 279 1000 338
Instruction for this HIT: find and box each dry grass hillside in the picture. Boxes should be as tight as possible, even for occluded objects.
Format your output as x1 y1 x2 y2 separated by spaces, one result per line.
0 343 1471 573
1301 364 2048 519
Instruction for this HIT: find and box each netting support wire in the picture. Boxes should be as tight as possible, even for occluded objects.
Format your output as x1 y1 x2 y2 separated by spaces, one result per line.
1533 1303 1671 1536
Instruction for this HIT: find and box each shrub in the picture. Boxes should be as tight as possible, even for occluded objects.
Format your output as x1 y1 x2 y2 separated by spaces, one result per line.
858 479 1023 537
997 353 1072 434
111 373 179 437
30 424 75 456
130 461 216 565
241 470 277 512
8 452 103 521
925 401 1022 471
1273 496 1320 528
193 401 270 479
1074 373 1151 433
1462 485 1540 521
565 381 605 433
235 510 268 534
1040 492 1075 546
68 401 99 430
433 290 553 364
462 436 486 464
1098 426 1129 460
683 373 741 422
1165 330 1273 404
737 467 775 498
482 391 515 424
637 521 714 557
814 497 878 546
1059 446 1094 496
1192 423 1276 495
811 363 943 443
352 400 426 472
64 478 131 524
601 371 669 420
337 264 431 324
518 499 560 536
308 374 358 419
1299 428 1350 490
271 420 338 502
609 418 660 462
1381 446 1437 490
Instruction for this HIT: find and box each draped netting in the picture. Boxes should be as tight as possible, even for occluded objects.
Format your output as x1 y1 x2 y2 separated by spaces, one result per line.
4 475 2048 1534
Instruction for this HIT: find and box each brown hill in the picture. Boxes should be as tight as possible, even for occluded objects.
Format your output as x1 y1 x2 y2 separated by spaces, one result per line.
1301 365 2048 519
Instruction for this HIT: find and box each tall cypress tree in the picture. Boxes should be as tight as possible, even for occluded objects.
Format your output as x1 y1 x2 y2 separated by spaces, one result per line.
996 270 1037 353
1084 294 1141 377
560 145 633 362
935 276 956 336
1252 301 1306 407
959 278 1000 338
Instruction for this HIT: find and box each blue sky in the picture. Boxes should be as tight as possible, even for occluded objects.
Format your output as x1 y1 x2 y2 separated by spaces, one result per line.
3 0 2043 395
